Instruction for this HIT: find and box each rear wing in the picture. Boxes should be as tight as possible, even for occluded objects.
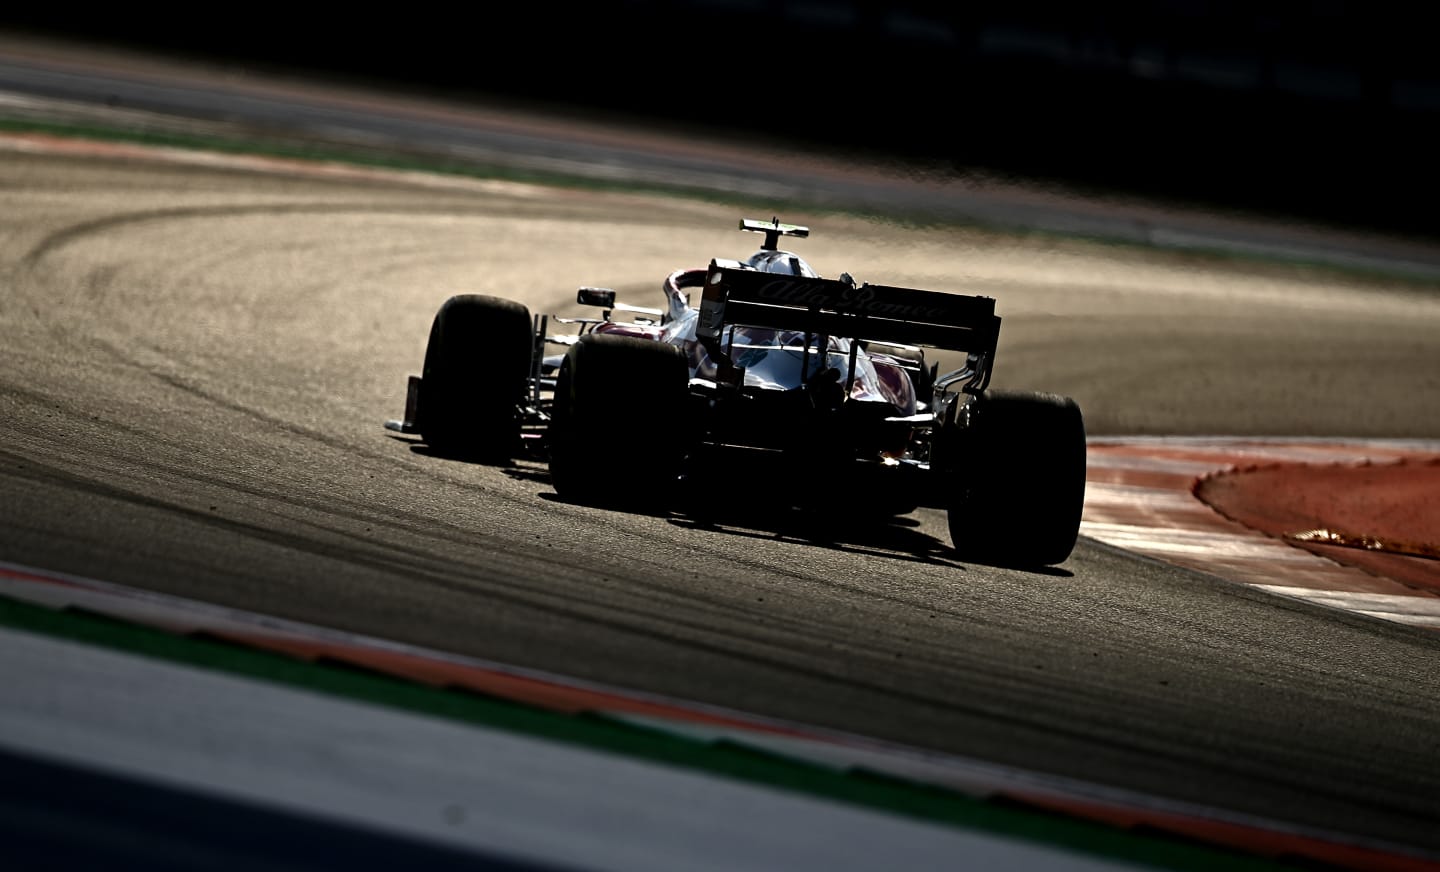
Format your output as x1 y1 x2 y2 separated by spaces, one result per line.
697 261 1000 394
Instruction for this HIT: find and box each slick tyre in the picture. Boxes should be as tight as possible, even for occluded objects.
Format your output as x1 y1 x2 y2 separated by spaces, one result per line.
418 294 532 458
548 333 689 507
945 390 1086 567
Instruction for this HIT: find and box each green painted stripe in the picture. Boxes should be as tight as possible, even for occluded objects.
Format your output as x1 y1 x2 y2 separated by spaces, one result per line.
0 593 1296 871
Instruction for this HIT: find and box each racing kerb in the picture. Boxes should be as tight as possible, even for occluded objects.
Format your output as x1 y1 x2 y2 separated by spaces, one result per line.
1 531 1434 872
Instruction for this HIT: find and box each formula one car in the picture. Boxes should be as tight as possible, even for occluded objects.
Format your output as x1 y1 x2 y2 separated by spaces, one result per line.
387 218 1086 566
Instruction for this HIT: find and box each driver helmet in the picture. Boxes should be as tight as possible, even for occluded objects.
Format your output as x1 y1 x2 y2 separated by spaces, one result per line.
744 249 819 278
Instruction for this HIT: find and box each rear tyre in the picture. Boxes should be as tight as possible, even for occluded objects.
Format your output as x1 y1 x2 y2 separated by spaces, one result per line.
944 390 1086 567
548 333 689 507
419 294 533 458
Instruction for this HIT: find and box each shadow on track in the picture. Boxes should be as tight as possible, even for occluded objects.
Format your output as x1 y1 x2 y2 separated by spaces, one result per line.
391 434 1073 577
388 435 525 469
526 474 1072 578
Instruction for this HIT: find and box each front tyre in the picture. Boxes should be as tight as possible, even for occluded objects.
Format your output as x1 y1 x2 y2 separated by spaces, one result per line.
418 294 533 458
945 390 1086 567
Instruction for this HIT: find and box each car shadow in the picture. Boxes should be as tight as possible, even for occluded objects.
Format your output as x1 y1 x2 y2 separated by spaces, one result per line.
669 503 1073 577
522 475 1071 577
670 506 969 571
388 434 527 469
424 444 1077 577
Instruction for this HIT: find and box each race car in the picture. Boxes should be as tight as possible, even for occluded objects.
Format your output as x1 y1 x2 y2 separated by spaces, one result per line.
387 218 1086 566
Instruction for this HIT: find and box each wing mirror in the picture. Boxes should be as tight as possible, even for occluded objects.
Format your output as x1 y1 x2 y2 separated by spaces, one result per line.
577 287 617 309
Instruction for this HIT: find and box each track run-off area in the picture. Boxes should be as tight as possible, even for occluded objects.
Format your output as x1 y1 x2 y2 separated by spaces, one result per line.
1 36 1439 870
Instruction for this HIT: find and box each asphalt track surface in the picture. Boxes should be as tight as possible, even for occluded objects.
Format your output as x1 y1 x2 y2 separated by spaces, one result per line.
2 37 1440 860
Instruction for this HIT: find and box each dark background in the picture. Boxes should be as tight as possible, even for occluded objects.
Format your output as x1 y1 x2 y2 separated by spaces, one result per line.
4 0 1437 239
